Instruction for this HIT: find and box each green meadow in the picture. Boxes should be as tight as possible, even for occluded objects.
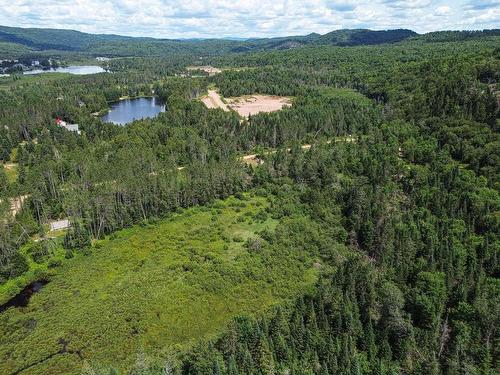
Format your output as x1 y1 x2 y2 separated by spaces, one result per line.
4 164 18 184
0 193 318 375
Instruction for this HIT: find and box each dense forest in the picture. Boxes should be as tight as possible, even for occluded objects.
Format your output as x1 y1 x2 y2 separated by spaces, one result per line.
0 29 498 375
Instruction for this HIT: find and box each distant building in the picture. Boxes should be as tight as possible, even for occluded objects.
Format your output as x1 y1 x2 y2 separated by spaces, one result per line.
50 219 70 231
186 65 222 76
55 118 81 135
96 57 110 61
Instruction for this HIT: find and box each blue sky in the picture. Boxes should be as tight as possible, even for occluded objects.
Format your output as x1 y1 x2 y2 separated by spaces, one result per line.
0 0 498 38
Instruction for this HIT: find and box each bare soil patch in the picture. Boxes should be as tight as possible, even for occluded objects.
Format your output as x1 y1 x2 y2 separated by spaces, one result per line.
227 95 292 118
200 90 230 111
200 91 292 118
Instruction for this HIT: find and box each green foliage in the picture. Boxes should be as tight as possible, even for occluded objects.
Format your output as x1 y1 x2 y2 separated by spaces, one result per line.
410 272 446 329
0 194 317 374
0 28 498 375
0 41 33 59
0 252 29 281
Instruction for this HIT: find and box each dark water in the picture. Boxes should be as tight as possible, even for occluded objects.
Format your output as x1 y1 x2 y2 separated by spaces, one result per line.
24 65 106 75
0 280 48 313
101 97 166 125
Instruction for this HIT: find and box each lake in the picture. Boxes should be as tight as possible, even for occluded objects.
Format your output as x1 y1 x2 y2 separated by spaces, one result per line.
101 97 166 125
24 65 106 75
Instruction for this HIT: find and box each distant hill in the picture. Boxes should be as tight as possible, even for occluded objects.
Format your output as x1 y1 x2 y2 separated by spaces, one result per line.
0 25 420 57
0 25 135 51
0 25 498 58
315 29 417 46
415 29 500 42
0 41 33 59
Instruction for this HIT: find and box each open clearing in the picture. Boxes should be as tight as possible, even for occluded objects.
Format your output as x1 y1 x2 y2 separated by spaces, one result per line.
186 65 222 76
227 95 292 117
201 90 292 117
2 162 18 183
0 193 317 375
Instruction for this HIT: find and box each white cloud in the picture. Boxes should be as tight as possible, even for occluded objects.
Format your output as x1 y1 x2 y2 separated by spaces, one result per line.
0 0 498 38
435 5 452 15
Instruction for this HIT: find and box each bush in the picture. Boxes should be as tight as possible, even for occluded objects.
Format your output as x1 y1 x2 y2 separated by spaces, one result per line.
63 222 91 250
0 252 29 280
253 209 268 222
27 242 50 264
48 258 63 269
245 237 264 252
233 235 244 242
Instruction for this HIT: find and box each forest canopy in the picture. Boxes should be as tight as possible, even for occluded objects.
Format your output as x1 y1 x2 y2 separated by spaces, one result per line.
0 28 498 375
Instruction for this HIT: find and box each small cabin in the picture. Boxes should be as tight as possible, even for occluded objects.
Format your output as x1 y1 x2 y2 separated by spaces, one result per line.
55 118 81 135
50 219 70 232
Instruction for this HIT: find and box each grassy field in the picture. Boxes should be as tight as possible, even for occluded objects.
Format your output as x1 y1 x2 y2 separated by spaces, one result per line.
0 72 71 89
0 193 318 375
3 163 18 184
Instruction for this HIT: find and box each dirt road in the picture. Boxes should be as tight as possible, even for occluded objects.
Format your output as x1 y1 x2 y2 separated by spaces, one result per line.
201 90 229 111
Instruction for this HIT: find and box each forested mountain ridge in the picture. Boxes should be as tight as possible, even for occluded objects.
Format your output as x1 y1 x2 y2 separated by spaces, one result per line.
0 25 415 51
0 25 138 51
3 25 497 58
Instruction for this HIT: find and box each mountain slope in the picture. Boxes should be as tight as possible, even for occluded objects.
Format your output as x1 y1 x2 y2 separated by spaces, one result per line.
316 28 417 46
0 25 497 58
0 41 34 59
0 25 137 51
0 25 420 56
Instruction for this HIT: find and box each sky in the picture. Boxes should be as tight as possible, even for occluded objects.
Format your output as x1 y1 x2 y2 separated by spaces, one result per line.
0 0 499 39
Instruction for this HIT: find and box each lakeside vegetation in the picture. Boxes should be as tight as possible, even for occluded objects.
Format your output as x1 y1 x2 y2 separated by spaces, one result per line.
0 26 498 375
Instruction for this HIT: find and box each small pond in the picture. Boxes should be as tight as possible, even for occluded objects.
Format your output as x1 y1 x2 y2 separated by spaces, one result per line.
0 280 48 313
101 97 166 126
24 65 106 75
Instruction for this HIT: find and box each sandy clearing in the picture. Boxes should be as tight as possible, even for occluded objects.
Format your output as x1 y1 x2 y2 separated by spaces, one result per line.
200 91 292 117
9 194 28 216
201 90 230 111
227 95 292 118
3 162 17 171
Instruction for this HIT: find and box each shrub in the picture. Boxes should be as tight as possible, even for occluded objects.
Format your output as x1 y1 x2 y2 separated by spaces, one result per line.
48 258 63 269
28 242 50 264
0 252 29 279
253 209 268 222
233 235 244 242
63 222 91 251
245 237 264 252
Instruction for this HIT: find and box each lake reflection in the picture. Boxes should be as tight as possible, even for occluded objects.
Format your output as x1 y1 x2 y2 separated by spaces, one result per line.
24 65 106 75
101 97 166 126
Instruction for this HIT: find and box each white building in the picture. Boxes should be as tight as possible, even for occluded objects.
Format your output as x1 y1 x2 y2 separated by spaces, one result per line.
55 118 81 135
50 219 70 231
